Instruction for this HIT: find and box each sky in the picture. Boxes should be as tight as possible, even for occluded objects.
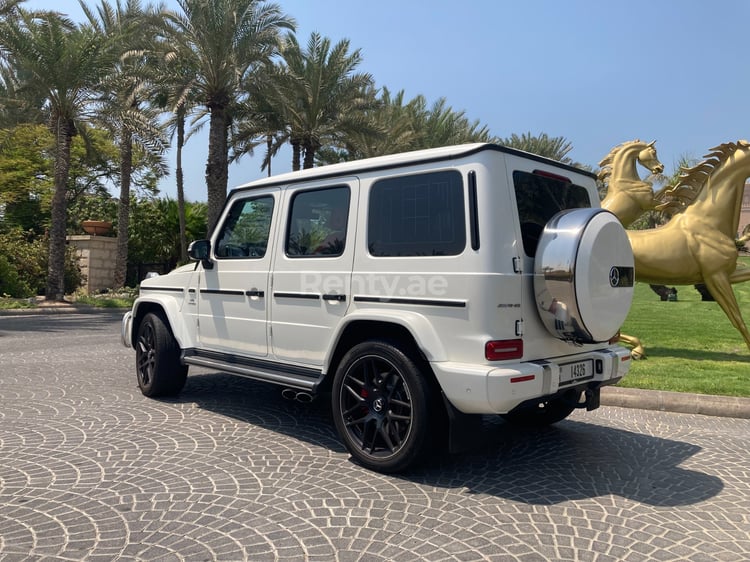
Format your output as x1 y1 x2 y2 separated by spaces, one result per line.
23 0 750 202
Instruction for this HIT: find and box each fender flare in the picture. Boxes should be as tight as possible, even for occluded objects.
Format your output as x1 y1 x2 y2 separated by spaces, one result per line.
323 308 447 373
130 295 193 349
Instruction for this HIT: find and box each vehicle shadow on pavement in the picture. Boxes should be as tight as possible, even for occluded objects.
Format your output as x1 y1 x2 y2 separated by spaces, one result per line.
174 372 723 508
409 418 724 508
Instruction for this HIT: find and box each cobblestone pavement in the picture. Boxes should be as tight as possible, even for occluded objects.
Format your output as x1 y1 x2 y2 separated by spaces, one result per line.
1 313 749 561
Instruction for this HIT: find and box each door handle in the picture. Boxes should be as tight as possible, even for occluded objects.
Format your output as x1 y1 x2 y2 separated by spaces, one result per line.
246 289 265 299
322 293 346 302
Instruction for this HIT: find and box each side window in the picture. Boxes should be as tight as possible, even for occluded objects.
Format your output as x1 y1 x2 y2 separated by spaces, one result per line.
513 170 591 257
368 170 466 257
286 186 350 257
215 195 274 259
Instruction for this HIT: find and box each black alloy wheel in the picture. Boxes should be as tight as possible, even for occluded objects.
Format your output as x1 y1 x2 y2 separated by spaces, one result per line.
135 312 187 397
332 340 438 473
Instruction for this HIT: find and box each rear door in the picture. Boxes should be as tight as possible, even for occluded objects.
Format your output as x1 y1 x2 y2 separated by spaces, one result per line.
270 180 357 366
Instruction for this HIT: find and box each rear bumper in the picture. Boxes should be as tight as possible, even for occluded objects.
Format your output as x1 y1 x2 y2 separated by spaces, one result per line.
431 345 631 414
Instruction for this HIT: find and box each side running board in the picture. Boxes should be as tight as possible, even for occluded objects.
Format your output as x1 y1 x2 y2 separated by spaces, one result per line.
182 349 323 392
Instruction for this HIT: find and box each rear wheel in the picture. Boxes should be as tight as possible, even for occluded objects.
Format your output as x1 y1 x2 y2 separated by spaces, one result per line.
501 391 579 427
332 340 438 473
135 312 187 397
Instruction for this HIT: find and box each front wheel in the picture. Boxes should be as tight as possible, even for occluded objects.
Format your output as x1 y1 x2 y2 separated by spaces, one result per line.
332 340 438 473
135 312 187 397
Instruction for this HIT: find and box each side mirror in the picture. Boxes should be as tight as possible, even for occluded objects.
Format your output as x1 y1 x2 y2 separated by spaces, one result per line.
188 239 213 269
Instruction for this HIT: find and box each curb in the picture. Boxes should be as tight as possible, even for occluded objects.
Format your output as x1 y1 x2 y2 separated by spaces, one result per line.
601 386 750 419
0 304 128 316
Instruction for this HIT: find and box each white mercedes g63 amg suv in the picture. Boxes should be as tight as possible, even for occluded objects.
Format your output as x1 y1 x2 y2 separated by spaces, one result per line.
122 143 634 473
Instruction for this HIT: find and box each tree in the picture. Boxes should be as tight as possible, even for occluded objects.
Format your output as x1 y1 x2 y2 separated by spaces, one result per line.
166 0 294 232
0 124 52 233
0 10 111 300
270 32 376 170
127 195 206 283
153 42 199 262
501 132 574 163
83 0 169 288
315 89 496 165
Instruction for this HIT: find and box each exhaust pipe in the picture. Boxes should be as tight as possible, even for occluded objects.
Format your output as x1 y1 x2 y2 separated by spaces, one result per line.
281 389 314 403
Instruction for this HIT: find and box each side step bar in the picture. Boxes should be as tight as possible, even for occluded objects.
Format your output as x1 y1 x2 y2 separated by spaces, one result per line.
182 349 322 391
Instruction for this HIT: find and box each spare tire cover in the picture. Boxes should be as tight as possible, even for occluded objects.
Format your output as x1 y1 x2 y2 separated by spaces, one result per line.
534 208 634 343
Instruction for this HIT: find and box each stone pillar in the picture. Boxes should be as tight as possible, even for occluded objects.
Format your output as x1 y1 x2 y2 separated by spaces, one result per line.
67 235 118 295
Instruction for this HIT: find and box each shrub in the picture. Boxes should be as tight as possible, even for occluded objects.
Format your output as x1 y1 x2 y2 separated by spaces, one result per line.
0 253 33 297
0 228 82 297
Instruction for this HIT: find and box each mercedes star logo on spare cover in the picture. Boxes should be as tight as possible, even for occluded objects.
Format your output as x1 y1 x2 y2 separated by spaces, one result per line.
609 266 621 287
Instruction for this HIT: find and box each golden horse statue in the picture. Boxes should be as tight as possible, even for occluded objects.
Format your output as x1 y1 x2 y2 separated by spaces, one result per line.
599 140 666 227
622 141 750 358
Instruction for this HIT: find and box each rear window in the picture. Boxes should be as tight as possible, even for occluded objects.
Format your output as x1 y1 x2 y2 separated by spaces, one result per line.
514 170 591 257
368 170 466 257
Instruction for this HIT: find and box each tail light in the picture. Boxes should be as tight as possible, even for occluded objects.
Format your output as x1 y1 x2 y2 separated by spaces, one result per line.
485 339 523 361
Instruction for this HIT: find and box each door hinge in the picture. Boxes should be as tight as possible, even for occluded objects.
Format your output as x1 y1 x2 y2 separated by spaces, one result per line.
515 319 524 337
513 257 523 274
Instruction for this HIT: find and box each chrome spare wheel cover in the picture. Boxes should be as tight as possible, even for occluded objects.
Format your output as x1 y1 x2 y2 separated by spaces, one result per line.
534 208 634 343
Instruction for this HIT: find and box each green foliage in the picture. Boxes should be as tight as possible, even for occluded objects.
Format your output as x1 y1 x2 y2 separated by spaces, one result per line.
0 228 82 297
0 123 124 234
0 252 32 297
620 273 750 397
73 287 137 308
501 132 573 163
128 196 207 266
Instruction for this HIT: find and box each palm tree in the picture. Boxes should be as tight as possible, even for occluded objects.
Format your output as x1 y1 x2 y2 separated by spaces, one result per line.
0 10 111 300
409 96 496 149
252 32 376 171
166 0 294 232
153 44 201 262
83 0 169 288
501 132 574 163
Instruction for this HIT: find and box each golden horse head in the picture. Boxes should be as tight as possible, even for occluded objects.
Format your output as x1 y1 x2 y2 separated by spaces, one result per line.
599 140 666 227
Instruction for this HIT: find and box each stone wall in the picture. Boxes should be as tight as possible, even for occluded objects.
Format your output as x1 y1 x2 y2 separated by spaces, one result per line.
67 235 117 295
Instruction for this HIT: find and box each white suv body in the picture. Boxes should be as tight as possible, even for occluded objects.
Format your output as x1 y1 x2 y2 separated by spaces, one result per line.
122 143 634 472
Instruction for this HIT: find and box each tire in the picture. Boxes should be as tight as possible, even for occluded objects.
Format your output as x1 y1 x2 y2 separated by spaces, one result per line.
501 391 579 427
135 312 188 398
332 340 438 473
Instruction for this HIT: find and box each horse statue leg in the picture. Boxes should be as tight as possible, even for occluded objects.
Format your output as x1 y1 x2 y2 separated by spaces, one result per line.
619 333 646 360
703 270 750 350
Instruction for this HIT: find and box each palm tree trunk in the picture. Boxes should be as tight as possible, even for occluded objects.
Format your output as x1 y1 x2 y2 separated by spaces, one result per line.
303 139 318 170
113 130 132 288
176 111 187 262
291 137 301 171
205 103 229 234
266 134 272 177
45 120 74 302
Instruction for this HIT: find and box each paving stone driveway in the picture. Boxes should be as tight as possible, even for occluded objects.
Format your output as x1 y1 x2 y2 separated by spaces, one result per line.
0 312 749 561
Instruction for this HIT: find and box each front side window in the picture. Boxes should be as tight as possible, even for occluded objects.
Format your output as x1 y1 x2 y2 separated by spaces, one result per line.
215 195 274 258
368 170 466 257
513 170 591 257
286 186 350 257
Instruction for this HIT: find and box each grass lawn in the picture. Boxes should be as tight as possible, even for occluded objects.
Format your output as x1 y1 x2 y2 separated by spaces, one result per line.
619 269 750 397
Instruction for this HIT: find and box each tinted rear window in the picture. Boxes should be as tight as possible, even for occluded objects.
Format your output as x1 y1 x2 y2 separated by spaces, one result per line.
368 170 466 257
513 170 590 257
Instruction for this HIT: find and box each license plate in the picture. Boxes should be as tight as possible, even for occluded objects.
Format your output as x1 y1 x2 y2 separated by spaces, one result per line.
560 360 593 384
